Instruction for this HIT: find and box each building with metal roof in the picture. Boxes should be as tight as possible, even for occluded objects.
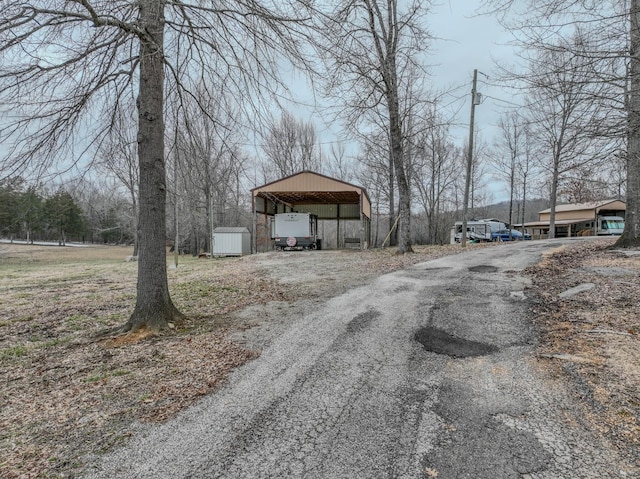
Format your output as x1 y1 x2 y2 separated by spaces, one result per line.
523 199 626 238
251 171 371 251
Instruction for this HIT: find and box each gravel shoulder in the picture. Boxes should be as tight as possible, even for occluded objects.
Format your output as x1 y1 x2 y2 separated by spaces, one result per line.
524 239 640 468
0 240 638 478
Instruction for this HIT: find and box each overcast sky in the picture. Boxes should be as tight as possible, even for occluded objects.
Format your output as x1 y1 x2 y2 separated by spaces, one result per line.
0 2 519 202
294 2 518 146
428 1 518 143
429 2 520 204
291 2 519 201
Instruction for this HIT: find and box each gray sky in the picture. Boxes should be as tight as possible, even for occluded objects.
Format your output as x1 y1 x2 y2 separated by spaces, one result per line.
291 2 518 201
428 1 520 203
296 1 518 146
429 1 518 143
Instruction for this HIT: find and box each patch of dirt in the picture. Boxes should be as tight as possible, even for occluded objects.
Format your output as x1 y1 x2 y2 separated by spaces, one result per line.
0 243 468 479
524 239 640 466
1 240 638 478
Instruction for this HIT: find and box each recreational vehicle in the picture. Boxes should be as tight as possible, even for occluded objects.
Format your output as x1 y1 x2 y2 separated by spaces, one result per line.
272 213 320 250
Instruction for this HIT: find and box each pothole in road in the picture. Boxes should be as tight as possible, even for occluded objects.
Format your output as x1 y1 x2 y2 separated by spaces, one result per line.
346 309 381 334
415 326 498 358
468 265 498 273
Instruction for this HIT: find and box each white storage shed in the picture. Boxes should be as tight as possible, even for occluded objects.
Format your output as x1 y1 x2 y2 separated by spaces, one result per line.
213 227 251 257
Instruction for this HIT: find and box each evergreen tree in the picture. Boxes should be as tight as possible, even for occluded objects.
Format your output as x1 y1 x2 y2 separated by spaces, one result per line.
44 189 86 245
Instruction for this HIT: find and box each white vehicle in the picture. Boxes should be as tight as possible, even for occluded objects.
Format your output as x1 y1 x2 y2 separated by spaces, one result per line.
451 219 506 244
272 213 320 250
596 215 625 235
577 215 625 236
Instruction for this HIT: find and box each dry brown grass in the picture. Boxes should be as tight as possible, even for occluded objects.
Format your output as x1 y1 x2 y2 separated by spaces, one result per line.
525 239 640 466
1 240 637 478
0 244 269 478
0 242 466 479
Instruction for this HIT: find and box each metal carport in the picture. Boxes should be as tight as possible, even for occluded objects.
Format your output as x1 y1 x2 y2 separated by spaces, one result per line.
251 171 371 252
522 199 627 239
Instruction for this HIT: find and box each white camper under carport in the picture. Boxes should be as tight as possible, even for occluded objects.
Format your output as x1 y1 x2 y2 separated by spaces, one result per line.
213 227 251 257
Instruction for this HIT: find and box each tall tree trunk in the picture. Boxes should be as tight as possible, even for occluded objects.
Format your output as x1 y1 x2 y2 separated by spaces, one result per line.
131 188 139 257
508 168 514 233
617 0 640 247
388 87 413 254
549 153 560 239
388 150 397 246
205 182 213 255
127 0 183 332
521 169 528 234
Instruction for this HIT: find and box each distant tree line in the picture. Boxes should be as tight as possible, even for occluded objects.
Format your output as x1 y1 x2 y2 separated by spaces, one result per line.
0 0 631 253
0 177 132 245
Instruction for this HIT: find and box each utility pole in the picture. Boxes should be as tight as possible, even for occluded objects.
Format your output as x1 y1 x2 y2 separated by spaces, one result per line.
461 69 480 248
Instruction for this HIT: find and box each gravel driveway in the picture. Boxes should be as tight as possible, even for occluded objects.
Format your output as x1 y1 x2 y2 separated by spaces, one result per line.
81 239 637 478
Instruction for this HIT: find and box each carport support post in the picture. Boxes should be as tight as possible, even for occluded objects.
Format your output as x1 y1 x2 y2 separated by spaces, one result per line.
252 209 257 254
360 200 364 250
251 194 257 254
337 203 340 248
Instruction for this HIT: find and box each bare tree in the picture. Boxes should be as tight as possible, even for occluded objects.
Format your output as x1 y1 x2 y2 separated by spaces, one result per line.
0 1 314 332
516 127 538 228
356 130 399 245
520 34 614 237
70 177 133 244
326 141 357 182
557 166 612 203
607 151 628 200
486 0 639 245
316 0 434 253
260 110 322 181
170 88 246 255
492 111 526 233
623 0 640 246
461 133 491 216
411 108 461 244
355 134 395 246
97 106 140 255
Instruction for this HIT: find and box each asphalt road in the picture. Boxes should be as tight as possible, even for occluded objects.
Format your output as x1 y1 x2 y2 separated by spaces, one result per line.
82 239 633 478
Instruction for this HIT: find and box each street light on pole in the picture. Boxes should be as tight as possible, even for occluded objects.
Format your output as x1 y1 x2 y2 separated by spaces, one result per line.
461 69 483 248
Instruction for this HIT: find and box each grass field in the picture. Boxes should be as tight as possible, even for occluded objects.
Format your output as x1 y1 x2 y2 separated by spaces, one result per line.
1 240 638 477
0 243 289 478
1 242 449 478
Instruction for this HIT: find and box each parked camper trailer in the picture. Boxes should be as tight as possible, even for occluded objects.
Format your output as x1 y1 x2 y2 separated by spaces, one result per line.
272 213 320 250
451 219 506 244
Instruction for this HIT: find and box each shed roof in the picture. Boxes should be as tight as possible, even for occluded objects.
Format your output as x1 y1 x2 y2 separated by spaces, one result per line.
213 227 250 234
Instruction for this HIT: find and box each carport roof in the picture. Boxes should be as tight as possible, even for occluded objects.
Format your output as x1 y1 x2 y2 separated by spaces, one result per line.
522 218 593 227
259 189 361 205
538 199 626 215
251 170 371 218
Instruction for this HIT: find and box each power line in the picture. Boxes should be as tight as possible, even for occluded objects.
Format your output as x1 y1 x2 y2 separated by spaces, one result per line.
482 94 522 107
